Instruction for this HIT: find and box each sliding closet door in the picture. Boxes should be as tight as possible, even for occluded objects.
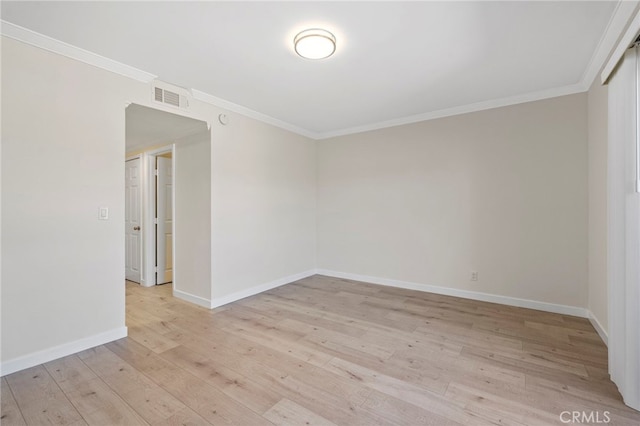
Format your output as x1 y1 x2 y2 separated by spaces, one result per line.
608 45 640 411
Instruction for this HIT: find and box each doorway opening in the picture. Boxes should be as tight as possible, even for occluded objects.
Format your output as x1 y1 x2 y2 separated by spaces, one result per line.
124 103 210 292
125 147 173 286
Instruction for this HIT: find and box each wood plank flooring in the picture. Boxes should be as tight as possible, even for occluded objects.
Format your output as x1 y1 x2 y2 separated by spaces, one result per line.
2 275 640 425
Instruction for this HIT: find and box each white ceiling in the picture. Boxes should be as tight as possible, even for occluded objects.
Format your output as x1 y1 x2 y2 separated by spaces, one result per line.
1 1 622 139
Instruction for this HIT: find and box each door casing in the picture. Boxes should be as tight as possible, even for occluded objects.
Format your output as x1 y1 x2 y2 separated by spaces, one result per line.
156 155 173 284
133 145 176 288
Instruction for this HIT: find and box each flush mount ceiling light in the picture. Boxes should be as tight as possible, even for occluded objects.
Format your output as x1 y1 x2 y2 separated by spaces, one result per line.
294 28 336 59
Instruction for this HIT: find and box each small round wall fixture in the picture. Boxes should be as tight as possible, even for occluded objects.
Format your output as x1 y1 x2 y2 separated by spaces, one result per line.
294 28 336 60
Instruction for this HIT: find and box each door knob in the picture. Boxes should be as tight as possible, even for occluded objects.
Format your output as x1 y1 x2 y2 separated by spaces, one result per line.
133 226 141 231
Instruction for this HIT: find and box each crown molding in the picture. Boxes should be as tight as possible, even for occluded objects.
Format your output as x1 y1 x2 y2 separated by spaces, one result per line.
0 20 156 82
3 4 634 143
316 83 586 140
583 0 640 87
601 1 640 84
318 0 637 140
0 19 316 139
192 89 318 140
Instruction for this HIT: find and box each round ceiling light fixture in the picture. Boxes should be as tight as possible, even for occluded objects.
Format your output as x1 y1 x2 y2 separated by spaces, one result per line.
294 28 336 60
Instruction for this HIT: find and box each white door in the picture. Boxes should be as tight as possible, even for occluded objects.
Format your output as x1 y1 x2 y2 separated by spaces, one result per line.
125 158 142 283
156 156 173 284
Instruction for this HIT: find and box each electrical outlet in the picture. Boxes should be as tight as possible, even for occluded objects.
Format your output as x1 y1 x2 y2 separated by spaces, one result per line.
471 271 478 281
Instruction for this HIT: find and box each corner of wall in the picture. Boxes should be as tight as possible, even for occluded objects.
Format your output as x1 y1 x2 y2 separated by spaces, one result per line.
588 310 609 346
586 63 610 340
210 270 317 309
173 289 212 309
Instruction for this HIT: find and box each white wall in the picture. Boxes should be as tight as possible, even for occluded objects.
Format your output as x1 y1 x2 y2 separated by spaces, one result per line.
317 94 589 308
1 37 135 367
1 37 316 373
587 78 609 336
210 115 317 303
175 130 212 303
0 32 598 374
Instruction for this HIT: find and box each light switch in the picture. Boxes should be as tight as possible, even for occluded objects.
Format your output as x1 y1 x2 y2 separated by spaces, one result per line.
99 207 109 220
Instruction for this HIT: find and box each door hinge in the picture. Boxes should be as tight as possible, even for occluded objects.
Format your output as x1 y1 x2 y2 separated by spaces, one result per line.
154 266 158 273
154 217 158 225
154 169 159 176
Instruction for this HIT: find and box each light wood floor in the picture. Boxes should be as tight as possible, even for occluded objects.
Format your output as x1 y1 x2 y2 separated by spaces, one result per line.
2 275 640 425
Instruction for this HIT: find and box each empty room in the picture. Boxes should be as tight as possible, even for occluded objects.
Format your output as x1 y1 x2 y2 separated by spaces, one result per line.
2 1 640 425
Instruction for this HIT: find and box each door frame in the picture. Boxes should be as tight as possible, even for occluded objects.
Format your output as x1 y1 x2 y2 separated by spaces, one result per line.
141 144 176 289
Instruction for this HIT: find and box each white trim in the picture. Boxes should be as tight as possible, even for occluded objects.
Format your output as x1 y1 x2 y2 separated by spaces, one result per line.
602 2 640 84
0 20 156 83
4 10 637 141
589 311 609 346
170 145 176 293
140 151 152 287
143 145 175 288
584 1 639 88
0 21 309 140
316 269 588 318
0 327 127 377
143 152 155 288
0 19 595 142
315 83 586 140
210 270 317 309
191 89 317 140
173 289 212 309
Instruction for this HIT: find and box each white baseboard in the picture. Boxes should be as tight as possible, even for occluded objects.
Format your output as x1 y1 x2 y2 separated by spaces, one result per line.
0 326 128 377
0 271 606 378
316 269 589 318
588 311 609 346
173 288 212 309
210 269 317 308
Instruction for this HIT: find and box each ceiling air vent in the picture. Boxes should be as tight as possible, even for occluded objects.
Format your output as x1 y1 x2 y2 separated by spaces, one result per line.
151 80 191 109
